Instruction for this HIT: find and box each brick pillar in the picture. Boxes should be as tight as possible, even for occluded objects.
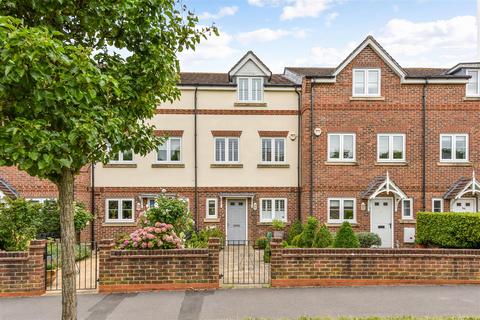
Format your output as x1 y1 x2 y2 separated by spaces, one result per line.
270 238 282 285
98 239 115 288
207 237 220 288
29 239 47 295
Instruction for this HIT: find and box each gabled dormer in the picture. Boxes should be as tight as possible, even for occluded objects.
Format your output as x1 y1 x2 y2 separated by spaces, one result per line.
446 63 480 98
228 51 272 103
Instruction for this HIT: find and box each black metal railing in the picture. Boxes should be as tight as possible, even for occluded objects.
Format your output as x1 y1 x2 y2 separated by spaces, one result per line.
45 240 98 291
220 240 270 285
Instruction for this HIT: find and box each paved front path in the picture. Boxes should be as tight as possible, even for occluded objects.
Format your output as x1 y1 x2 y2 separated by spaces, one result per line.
1 286 479 320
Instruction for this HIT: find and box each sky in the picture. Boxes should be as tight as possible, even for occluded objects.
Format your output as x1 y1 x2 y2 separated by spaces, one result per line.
178 0 478 73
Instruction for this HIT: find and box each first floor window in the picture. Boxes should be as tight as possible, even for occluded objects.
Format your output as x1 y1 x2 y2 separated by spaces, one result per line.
378 134 405 161
106 199 134 223
353 68 380 96
238 77 263 102
432 198 443 213
260 198 287 222
261 138 285 163
215 137 239 163
206 198 218 219
157 137 182 162
440 134 468 162
328 133 355 161
466 69 479 96
111 150 133 162
328 198 355 223
402 199 413 219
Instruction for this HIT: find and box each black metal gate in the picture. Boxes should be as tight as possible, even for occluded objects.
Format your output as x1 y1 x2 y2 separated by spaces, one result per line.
45 240 98 291
220 240 270 285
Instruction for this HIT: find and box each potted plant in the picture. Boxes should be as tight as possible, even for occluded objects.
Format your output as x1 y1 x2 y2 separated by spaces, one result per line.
272 219 286 239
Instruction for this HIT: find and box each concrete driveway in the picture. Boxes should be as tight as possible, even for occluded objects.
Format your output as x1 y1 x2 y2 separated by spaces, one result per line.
0 285 479 320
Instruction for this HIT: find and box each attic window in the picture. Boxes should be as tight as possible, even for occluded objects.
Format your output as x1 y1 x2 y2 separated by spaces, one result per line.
238 77 263 102
466 69 479 96
353 69 380 96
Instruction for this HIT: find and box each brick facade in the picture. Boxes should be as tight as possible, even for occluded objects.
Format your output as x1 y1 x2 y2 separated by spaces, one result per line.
270 239 480 287
98 238 220 292
0 240 46 297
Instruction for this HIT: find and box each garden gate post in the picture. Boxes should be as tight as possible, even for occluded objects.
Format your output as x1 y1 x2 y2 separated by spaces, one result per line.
207 237 220 288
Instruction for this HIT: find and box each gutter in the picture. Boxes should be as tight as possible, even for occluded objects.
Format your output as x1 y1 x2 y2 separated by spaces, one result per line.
294 86 302 221
194 85 199 231
421 78 429 211
309 80 314 216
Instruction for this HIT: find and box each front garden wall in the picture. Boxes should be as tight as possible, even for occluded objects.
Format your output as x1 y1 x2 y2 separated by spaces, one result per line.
98 238 220 293
0 240 46 297
270 240 480 287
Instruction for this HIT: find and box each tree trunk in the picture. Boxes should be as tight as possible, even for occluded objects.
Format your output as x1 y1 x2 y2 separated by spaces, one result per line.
57 169 77 320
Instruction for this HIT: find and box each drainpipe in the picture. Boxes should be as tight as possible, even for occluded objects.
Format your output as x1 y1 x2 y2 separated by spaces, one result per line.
90 163 95 244
309 80 314 216
194 85 199 231
295 86 302 221
421 78 429 211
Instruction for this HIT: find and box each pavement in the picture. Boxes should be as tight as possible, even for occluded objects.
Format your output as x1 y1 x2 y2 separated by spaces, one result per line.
0 285 479 320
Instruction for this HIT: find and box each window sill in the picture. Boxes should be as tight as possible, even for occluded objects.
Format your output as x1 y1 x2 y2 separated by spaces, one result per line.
375 161 408 166
204 218 220 223
102 222 136 227
398 219 416 224
324 161 357 166
151 163 185 168
326 222 358 227
464 96 480 101
103 163 137 168
349 96 385 101
257 164 290 168
437 162 472 167
210 163 243 168
234 102 267 107
257 221 289 226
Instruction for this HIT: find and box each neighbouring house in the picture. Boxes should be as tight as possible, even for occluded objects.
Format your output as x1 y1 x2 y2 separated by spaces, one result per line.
1 36 479 247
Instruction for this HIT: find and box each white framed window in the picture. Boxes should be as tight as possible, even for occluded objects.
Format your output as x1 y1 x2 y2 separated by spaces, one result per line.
432 198 443 213
111 150 134 163
440 134 468 162
105 199 134 223
157 137 182 162
238 77 263 102
466 69 480 96
353 68 381 96
261 138 286 163
402 199 413 219
328 198 356 223
26 198 56 204
377 134 405 162
260 198 287 222
214 137 239 163
328 133 355 161
206 198 218 219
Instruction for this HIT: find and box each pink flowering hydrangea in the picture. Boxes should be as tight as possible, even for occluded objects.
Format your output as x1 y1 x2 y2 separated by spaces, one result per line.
118 222 183 250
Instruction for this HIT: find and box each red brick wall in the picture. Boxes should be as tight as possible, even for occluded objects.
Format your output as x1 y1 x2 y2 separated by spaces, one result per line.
270 240 480 287
98 238 220 292
0 240 46 297
300 45 480 246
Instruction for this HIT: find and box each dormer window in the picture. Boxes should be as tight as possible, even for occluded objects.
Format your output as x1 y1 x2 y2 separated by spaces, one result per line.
353 68 380 96
466 69 479 96
238 77 263 102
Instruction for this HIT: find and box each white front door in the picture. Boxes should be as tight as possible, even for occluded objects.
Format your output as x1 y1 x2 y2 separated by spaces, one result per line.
371 198 393 248
452 199 475 213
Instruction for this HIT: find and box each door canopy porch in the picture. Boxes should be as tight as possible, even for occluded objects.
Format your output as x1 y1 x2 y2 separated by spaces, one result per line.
444 171 480 200
360 172 408 211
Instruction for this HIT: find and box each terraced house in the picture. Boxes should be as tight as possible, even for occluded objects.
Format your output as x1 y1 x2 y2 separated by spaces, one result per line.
1 36 479 247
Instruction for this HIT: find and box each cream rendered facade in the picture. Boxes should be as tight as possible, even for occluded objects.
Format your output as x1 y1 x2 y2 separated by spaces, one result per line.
93 52 300 241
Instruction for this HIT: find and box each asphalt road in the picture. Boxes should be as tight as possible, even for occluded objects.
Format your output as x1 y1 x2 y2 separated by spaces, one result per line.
0 285 479 320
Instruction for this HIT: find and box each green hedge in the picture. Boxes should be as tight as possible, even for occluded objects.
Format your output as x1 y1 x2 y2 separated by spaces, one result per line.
416 212 480 248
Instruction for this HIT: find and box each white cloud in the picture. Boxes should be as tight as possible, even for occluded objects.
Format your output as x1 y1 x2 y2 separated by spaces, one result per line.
198 6 238 20
308 41 357 66
377 15 477 66
280 0 333 20
247 0 283 7
236 28 307 44
325 12 339 27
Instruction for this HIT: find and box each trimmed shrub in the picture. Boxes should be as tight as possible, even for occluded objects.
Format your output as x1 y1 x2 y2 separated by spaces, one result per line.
417 212 480 248
298 216 319 248
187 227 224 248
286 219 303 244
255 237 268 250
357 232 382 248
313 224 333 248
333 222 360 248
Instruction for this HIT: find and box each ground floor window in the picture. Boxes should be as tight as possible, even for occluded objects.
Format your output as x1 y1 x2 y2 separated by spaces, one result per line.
432 198 443 212
402 198 413 219
106 199 134 223
26 198 56 204
260 198 287 222
328 198 355 223
206 198 218 219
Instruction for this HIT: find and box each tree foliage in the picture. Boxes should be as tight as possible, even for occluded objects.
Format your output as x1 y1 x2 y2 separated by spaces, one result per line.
37 201 93 237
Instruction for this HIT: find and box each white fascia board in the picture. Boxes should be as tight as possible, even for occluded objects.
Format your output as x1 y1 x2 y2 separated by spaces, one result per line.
229 52 272 78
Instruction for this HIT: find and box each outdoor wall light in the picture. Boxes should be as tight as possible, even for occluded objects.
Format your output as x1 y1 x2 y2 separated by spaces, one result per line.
314 128 322 136
289 133 297 141
361 202 367 211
